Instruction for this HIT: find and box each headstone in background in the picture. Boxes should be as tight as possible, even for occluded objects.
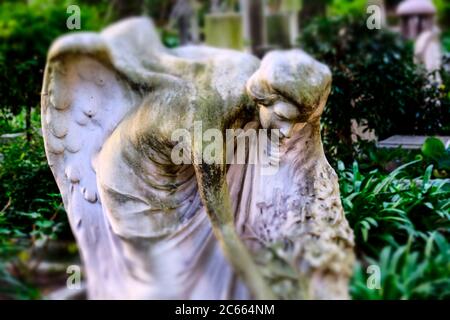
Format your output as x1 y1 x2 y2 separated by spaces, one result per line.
281 0 302 12
211 0 222 13
378 135 450 149
282 0 301 46
396 0 442 76
241 0 266 56
415 26 442 74
396 0 436 39
266 12 292 48
170 0 199 45
265 0 300 49
204 12 243 50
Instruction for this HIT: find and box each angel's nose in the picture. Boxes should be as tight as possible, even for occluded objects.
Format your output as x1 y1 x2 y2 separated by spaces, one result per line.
280 122 307 138
279 123 294 138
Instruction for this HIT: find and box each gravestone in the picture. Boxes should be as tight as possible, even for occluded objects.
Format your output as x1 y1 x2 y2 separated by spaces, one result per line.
378 135 450 149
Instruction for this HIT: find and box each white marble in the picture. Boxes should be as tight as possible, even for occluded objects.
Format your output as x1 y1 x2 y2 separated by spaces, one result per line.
41 17 354 299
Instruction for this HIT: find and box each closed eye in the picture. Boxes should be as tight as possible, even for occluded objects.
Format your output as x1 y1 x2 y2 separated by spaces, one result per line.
255 94 278 106
274 113 289 121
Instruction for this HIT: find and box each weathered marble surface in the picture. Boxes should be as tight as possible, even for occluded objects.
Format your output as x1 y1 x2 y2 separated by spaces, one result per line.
41 17 354 299
415 26 442 74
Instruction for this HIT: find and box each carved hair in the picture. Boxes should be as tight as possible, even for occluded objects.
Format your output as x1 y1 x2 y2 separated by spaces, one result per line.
246 50 332 120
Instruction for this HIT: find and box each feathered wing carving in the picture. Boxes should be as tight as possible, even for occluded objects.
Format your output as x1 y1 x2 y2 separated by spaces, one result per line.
41 24 149 298
42 18 354 299
41 18 255 299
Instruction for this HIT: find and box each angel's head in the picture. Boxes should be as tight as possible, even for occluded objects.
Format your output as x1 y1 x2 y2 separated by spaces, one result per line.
246 50 332 138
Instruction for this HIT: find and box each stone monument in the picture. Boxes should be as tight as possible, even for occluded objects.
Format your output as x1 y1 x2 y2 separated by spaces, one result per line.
41 17 354 299
397 0 442 74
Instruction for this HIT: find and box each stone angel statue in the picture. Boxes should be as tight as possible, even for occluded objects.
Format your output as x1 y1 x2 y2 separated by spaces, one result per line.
41 17 354 299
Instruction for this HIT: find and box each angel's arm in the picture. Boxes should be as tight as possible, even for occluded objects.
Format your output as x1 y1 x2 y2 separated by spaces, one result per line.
192 141 275 299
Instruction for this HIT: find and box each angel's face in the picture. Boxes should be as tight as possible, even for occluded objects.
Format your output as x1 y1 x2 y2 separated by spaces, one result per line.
258 100 303 138
246 49 332 139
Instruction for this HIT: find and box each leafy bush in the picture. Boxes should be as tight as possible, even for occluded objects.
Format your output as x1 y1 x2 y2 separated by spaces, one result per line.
351 235 450 299
299 16 450 162
0 110 69 299
0 0 105 299
443 32 450 53
327 0 366 17
434 0 450 30
421 137 450 177
0 0 106 135
337 158 450 299
0 133 66 241
339 160 450 253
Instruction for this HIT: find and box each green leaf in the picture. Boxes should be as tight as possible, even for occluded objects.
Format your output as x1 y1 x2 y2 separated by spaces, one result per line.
35 220 53 228
422 165 433 189
422 137 446 161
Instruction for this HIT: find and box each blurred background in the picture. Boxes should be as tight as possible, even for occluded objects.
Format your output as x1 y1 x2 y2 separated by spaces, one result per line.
0 0 449 300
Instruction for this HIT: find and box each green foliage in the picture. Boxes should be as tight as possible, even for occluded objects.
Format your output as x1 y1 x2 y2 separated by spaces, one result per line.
0 114 64 227
337 156 450 299
299 16 450 162
144 0 173 25
421 137 450 177
443 34 450 53
422 137 446 161
0 108 69 299
327 0 367 17
0 0 105 117
339 160 450 253
434 0 450 30
358 143 419 171
351 235 450 299
0 263 41 299
160 28 180 48
0 0 108 299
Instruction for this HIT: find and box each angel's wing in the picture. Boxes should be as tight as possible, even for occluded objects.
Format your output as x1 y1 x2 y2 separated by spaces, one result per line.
41 17 262 299
40 20 158 298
